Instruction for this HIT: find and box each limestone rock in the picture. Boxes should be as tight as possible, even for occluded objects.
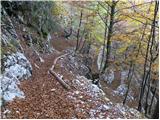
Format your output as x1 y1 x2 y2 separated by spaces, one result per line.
101 69 115 84
114 84 134 101
1 52 32 104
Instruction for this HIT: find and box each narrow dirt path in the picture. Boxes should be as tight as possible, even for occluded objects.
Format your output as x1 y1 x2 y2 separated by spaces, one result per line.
2 39 77 119
2 39 145 119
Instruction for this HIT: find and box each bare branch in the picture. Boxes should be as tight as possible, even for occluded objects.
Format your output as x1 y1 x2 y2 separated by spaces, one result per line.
121 13 159 28
115 1 154 13
98 1 111 15
49 70 71 90
49 53 71 90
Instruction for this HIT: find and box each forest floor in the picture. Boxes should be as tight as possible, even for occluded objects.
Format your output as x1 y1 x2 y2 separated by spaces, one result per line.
1 24 144 119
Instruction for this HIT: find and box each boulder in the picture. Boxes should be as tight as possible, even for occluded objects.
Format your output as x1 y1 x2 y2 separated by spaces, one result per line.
114 84 134 101
0 52 32 105
120 70 129 85
101 69 114 84
64 53 90 76
114 84 127 96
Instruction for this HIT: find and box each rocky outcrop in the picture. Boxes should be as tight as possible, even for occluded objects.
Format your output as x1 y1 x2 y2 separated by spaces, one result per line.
62 51 92 77
1 52 32 105
1 8 22 52
113 84 134 101
1 8 32 106
101 69 115 84
67 75 144 119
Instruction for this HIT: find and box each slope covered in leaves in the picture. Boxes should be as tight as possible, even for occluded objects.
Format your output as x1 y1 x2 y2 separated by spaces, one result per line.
1 1 158 119
1 33 144 119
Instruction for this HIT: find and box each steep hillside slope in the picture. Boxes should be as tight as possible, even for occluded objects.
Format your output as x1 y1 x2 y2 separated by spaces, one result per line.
1 2 148 119
1 19 145 118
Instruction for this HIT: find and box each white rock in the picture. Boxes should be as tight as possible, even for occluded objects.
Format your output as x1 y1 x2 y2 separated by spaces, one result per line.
100 104 110 110
104 97 110 102
103 69 115 84
3 109 11 114
79 96 83 98
75 91 80 94
114 84 134 101
121 70 128 82
1 52 32 103
114 84 127 96
50 88 56 91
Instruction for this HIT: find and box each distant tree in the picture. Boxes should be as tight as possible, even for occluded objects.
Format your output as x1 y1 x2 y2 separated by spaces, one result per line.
75 10 83 51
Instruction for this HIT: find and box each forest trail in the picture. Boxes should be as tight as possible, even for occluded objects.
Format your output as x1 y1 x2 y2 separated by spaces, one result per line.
1 22 144 119
1 1 158 119
2 38 78 118
2 24 138 114
2 36 145 119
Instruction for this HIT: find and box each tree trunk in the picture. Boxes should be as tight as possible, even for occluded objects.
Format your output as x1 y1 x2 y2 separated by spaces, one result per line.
149 87 156 114
144 82 150 115
138 1 158 111
152 99 159 119
78 28 86 52
123 61 134 105
79 39 86 53
75 10 83 52
102 1 117 73
100 16 108 73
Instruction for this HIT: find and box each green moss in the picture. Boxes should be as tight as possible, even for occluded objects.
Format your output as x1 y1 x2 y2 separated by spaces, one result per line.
1 43 17 57
10 39 20 48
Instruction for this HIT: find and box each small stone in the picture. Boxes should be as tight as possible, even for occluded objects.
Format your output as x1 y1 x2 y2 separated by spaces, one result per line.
51 88 56 91
79 96 83 98
75 91 80 94
3 109 11 114
22 28 26 32
104 97 110 102
103 105 110 110
16 111 20 113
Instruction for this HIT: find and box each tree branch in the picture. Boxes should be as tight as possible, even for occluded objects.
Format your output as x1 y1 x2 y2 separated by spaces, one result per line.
115 1 153 13
49 53 71 90
98 2 111 15
122 13 159 28
49 70 71 90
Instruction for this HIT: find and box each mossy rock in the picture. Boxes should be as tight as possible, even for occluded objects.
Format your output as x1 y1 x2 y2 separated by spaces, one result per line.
1 43 17 57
